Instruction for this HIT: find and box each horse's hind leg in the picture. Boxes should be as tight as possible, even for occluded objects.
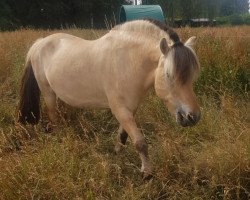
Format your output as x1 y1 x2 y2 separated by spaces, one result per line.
115 125 128 153
42 89 58 131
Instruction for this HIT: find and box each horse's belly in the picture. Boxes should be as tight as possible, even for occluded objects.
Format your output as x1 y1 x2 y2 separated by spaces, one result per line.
56 87 109 108
49 76 109 108
58 93 109 108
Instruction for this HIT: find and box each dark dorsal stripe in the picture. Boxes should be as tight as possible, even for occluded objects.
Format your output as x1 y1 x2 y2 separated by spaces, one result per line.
145 19 181 44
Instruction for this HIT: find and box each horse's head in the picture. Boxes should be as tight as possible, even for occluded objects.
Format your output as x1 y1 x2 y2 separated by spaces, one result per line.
155 36 200 127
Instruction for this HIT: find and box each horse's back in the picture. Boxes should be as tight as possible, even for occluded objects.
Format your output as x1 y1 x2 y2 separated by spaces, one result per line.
32 33 83 61
29 33 84 71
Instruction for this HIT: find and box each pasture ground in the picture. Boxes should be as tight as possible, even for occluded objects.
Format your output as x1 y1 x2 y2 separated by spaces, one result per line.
0 26 249 199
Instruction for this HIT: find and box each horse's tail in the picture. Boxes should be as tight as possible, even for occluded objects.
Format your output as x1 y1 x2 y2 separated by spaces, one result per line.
18 55 41 125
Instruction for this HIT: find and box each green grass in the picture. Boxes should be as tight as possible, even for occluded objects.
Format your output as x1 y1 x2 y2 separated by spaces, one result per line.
0 27 249 199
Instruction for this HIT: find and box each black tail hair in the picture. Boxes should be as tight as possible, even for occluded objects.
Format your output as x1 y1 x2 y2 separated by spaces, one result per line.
18 61 40 124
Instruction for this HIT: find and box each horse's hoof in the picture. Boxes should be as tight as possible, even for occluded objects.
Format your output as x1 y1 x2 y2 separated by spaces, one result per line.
142 172 153 181
45 126 53 133
114 144 121 154
114 143 126 154
43 122 55 133
45 124 53 133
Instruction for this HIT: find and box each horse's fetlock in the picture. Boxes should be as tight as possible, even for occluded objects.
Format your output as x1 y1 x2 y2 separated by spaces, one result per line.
135 140 148 155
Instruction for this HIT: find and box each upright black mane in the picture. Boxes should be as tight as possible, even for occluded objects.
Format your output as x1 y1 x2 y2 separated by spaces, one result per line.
145 19 181 44
144 19 199 85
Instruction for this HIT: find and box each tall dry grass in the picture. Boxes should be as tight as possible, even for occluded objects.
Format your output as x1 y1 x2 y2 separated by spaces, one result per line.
0 26 249 200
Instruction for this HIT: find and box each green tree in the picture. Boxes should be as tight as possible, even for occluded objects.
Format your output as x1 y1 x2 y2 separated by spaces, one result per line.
219 0 249 16
0 0 249 30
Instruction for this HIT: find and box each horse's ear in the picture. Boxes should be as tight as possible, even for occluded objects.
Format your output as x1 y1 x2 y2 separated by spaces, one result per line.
185 36 197 48
160 38 168 55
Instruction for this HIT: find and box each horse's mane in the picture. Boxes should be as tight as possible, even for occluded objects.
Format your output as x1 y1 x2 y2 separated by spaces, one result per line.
112 19 200 84
145 19 180 43
112 19 180 46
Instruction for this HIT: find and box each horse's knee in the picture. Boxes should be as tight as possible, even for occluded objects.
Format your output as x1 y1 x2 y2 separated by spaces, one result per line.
134 139 148 156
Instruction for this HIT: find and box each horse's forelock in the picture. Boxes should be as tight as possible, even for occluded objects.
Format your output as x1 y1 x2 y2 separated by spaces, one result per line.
166 45 200 85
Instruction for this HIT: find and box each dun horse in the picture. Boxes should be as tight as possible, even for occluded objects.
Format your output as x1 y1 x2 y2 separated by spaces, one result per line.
18 20 201 179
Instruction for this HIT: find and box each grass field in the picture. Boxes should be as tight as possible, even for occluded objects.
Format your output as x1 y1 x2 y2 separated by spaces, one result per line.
0 26 249 199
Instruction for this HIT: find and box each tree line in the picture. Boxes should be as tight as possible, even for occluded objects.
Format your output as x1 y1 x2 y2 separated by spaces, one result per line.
145 0 249 24
0 0 249 30
0 0 130 30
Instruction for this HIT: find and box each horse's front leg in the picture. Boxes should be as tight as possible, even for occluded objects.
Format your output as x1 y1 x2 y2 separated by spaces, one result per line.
111 106 153 179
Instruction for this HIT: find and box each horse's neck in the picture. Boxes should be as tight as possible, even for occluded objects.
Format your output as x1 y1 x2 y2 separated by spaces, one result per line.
154 56 168 99
137 42 163 93
104 30 163 91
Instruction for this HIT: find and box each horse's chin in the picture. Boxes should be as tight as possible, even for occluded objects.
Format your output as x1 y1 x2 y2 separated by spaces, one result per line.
177 119 193 127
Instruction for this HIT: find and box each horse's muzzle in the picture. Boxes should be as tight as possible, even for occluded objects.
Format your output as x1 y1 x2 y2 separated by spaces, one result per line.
176 110 200 127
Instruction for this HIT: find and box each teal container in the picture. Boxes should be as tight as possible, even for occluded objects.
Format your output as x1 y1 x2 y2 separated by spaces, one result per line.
120 5 165 23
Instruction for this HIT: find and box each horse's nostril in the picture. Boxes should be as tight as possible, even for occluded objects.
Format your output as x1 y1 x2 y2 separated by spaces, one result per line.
177 111 184 121
177 110 200 127
187 113 196 123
